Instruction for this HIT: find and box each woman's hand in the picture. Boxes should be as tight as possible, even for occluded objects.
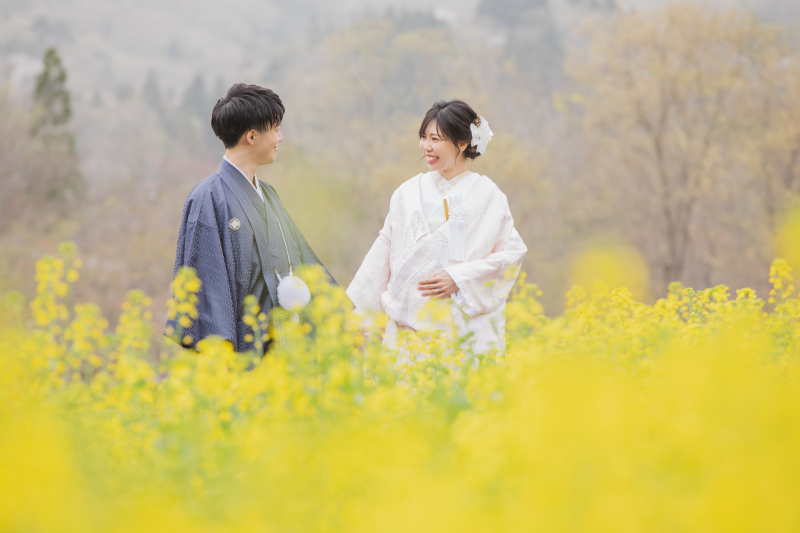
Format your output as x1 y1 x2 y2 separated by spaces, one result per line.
418 271 458 298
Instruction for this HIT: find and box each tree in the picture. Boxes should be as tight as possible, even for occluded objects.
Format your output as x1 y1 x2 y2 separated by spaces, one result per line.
741 58 800 240
32 47 72 137
0 93 82 237
567 5 785 290
0 46 84 237
285 16 460 179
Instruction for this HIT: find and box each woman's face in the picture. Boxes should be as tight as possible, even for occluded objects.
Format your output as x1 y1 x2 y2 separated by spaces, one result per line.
419 120 467 173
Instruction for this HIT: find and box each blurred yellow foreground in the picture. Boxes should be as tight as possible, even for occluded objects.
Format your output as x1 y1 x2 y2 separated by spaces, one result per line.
1 245 799 532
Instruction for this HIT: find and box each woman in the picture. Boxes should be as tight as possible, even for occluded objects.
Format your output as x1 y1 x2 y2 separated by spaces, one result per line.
346 100 527 352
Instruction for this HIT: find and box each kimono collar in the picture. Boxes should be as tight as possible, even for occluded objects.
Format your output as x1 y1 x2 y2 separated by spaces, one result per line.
218 159 268 221
432 170 471 197
404 171 480 215
420 171 481 216
223 155 266 200
218 159 282 307
403 172 486 245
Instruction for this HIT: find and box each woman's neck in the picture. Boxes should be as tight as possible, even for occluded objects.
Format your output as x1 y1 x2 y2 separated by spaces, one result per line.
439 164 469 181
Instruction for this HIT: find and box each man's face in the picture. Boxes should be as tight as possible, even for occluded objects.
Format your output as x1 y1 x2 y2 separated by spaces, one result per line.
251 123 282 165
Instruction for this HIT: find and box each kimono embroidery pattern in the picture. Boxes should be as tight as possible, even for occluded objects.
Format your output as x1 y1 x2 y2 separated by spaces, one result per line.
356 237 390 294
493 258 515 300
402 210 427 262
463 206 483 224
433 171 470 197
408 290 430 327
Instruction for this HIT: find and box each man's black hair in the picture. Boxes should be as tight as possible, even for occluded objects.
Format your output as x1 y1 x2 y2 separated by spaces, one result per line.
211 84 284 148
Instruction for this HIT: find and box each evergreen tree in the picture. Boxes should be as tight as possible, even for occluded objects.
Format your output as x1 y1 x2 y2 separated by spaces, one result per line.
33 47 72 136
2 46 85 236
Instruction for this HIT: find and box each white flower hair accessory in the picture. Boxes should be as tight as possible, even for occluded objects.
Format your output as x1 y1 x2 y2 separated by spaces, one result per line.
470 116 494 155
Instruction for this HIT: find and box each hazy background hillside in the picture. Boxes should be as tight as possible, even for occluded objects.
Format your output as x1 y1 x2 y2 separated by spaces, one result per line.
1 0 799 322
2 0 796 98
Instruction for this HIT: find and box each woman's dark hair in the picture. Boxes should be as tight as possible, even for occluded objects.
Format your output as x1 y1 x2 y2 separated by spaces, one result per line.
418 99 481 160
211 84 285 148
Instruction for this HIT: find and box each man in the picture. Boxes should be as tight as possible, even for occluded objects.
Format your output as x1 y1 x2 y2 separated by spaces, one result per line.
165 83 334 353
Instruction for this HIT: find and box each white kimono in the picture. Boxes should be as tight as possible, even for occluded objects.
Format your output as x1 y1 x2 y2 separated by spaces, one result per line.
346 171 527 352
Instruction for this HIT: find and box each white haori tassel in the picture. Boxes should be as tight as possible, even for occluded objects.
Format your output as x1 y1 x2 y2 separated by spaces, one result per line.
448 195 466 262
275 266 311 316
435 240 449 268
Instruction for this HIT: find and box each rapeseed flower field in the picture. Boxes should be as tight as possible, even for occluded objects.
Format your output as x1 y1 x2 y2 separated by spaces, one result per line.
1 243 799 532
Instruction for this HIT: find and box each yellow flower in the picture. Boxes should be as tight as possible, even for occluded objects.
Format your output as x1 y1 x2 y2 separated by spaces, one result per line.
4 243 800 532
55 283 69 297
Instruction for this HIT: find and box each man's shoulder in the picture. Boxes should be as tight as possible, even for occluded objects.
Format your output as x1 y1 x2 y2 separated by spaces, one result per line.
181 172 232 227
187 171 226 202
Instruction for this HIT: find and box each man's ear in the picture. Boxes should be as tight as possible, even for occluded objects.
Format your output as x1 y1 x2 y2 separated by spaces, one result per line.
245 130 255 146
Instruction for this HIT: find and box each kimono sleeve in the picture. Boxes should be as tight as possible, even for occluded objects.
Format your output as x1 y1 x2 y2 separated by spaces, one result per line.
345 194 396 316
166 196 237 349
444 202 527 317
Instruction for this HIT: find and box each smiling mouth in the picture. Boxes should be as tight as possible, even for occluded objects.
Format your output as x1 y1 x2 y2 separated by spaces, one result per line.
426 155 439 163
